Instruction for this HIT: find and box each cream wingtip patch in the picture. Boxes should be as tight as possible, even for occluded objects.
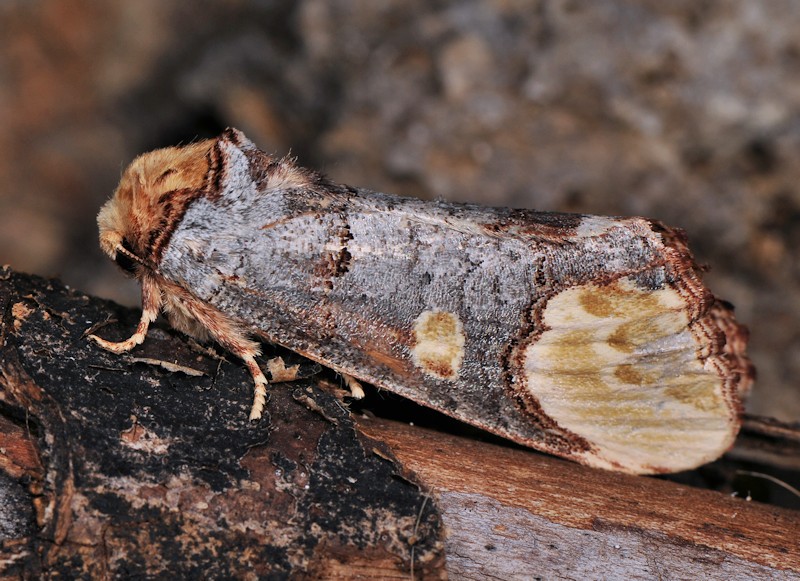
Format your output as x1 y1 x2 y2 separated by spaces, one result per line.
520 276 736 473
411 310 466 380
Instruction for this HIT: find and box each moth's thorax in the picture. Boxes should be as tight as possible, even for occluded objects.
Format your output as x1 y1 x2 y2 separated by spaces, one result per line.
98 139 215 267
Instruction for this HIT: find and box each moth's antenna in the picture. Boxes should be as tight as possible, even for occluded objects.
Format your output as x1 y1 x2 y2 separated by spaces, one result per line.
115 243 146 266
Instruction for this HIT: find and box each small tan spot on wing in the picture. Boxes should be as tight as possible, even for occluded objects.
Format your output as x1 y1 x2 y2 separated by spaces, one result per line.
411 310 466 380
665 380 720 412
614 363 658 385
578 282 662 319
578 292 621 318
606 325 634 352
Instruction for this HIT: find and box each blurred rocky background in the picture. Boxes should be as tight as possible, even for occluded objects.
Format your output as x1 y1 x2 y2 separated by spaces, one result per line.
0 0 797 421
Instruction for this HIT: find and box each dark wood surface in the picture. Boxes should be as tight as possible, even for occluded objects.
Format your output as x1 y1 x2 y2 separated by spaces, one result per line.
0 268 446 579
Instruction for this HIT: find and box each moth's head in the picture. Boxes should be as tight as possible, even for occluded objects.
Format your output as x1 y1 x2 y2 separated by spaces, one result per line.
98 139 215 275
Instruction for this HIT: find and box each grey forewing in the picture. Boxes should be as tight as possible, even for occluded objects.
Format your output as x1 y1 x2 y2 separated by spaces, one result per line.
160 184 668 441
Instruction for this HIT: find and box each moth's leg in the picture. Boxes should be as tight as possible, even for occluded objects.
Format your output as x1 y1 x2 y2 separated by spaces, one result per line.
89 274 162 354
163 282 270 421
208 337 268 420
190 322 269 420
241 352 269 421
342 374 365 399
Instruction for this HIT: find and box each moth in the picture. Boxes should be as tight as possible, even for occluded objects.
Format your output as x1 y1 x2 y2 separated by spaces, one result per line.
92 128 753 474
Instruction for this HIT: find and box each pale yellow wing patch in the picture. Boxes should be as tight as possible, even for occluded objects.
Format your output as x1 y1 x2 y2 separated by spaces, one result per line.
411 310 466 380
523 277 735 473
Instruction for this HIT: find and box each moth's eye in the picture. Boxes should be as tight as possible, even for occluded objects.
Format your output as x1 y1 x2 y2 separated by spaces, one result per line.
114 238 139 275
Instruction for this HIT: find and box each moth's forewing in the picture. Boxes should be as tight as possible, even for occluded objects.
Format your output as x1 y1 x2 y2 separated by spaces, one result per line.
152 131 750 474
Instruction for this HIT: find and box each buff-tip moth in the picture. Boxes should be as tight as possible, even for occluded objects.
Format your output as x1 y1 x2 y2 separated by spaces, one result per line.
90 128 753 474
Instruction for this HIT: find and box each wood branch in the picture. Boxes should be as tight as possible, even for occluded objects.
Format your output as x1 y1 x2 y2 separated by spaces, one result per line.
1 266 798 579
730 414 800 471
358 417 800 580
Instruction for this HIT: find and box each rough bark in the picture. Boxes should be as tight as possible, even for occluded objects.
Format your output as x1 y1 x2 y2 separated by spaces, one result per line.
0 267 446 579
